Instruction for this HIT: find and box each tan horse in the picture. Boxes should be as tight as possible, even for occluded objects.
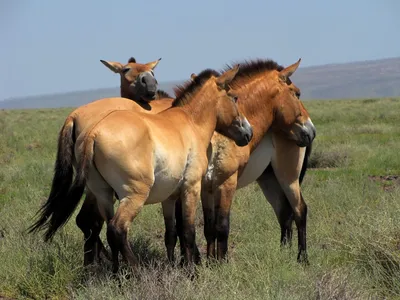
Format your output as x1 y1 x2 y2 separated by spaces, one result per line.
171 58 316 264
31 66 254 273
28 57 174 265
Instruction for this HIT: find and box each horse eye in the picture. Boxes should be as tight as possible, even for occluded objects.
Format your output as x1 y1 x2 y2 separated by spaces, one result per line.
232 96 238 103
122 68 130 74
296 92 301 99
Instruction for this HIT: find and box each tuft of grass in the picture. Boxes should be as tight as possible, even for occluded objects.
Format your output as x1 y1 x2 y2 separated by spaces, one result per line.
308 146 351 169
314 268 371 300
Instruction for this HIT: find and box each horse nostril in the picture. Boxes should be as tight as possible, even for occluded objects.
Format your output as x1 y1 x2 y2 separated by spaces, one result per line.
141 76 146 85
245 131 252 142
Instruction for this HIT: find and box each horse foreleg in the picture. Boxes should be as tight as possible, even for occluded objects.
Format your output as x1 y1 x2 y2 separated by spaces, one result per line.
275 178 308 264
175 198 201 265
271 135 309 264
256 166 294 247
180 181 202 266
214 173 238 261
201 185 216 259
162 198 177 263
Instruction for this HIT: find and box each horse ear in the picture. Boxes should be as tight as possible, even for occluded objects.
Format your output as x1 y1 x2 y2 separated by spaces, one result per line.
100 60 124 73
216 64 240 90
279 58 301 81
190 73 197 81
146 58 162 70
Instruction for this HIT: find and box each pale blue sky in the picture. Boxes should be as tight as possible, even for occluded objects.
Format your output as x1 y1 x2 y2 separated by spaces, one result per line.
0 0 399 100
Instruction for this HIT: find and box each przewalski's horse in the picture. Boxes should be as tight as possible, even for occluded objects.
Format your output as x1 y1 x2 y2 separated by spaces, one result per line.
172 58 316 264
29 66 254 273
100 56 160 101
28 57 174 265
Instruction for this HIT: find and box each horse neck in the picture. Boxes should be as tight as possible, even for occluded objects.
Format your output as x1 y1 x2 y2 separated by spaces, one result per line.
120 84 135 99
236 80 276 151
180 90 219 147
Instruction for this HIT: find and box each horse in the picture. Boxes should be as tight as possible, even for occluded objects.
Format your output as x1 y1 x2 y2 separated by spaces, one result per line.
171 58 316 264
100 56 160 101
29 65 254 273
27 57 174 265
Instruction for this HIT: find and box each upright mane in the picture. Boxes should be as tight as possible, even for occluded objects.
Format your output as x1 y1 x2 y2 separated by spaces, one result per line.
222 59 285 84
156 89 172 99
128 57 136 63
172 69 220 107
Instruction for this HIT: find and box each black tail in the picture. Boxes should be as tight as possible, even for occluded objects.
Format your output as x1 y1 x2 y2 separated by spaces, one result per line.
299 142 313 185
28 116 88 241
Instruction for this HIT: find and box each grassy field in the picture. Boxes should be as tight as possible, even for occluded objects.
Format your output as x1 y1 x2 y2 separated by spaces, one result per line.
1 97 400 299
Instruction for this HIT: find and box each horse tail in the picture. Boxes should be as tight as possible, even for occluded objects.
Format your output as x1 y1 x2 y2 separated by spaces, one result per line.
28 116 93 242
299 142 313 185
44 130 94 241
28 115 76 238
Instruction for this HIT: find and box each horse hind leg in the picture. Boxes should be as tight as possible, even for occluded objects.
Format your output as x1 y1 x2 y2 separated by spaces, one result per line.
75 190 99 266
84 167 116 271
257 166 294 247
106 182 149 273
76 189 111 266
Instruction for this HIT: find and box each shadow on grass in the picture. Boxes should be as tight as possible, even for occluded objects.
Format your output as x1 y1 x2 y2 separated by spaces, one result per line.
79 234 169 278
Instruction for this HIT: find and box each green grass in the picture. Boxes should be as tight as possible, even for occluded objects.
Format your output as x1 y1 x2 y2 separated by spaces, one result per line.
1 97 400 299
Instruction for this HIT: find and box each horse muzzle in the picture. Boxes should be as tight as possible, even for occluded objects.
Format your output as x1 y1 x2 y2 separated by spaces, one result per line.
131 72 158 102
230 117 254 147
295 118 316 147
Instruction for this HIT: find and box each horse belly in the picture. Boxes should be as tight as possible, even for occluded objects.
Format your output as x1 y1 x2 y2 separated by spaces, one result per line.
146 156 187 205
236 134 274 189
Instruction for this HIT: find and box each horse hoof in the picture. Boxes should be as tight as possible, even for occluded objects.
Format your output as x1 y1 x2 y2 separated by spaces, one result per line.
297 253 309 266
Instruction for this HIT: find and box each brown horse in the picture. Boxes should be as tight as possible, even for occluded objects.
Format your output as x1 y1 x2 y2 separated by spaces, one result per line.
28 57 174 265
100 56 160 101
31 66 254 273
171 58 316 264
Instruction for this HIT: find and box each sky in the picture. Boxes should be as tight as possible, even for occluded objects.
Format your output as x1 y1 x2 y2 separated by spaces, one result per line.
0 0 399 100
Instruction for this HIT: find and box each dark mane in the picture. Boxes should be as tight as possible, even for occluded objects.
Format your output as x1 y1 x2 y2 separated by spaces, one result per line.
223 59 284 83
172 69 220 107
128 57 136 63
156 89 172 99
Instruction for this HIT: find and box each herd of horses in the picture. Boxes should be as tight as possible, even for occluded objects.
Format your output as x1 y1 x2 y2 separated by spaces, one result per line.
27 56 317 275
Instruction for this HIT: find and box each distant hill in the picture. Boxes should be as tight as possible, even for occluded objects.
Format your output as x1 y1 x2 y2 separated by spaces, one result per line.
0 82 179 110
1 57 400 109
291 56 400 99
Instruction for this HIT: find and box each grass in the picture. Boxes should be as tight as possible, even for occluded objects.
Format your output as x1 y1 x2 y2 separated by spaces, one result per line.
1 97 400 299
